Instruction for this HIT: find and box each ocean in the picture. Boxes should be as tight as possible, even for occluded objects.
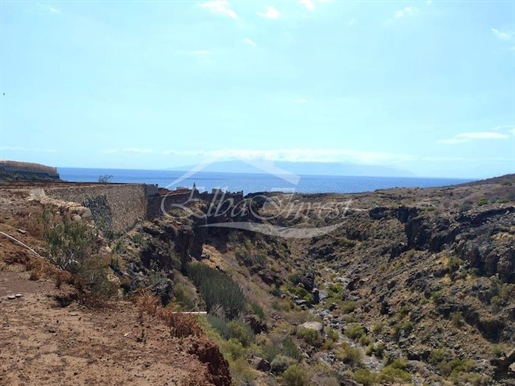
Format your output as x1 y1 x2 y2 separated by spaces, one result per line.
58 167 473 195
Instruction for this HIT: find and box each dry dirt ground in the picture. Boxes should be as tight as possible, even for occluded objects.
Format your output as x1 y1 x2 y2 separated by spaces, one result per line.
0 186 221 386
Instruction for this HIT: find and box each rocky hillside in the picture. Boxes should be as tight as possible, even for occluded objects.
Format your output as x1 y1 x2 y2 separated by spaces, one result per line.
138 175 515 385
2 175 515 385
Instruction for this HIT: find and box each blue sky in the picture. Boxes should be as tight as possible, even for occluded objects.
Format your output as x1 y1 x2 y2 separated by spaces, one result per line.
1 0 514 178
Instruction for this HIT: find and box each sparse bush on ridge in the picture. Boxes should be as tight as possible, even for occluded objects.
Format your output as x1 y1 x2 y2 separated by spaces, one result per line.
41 208 115 302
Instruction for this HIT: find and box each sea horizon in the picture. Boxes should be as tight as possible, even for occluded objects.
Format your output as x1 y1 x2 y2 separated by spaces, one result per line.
58 167 474 195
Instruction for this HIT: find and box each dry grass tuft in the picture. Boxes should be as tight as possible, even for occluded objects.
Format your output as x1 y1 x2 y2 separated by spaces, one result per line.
136 292 202 338
158 308 202 338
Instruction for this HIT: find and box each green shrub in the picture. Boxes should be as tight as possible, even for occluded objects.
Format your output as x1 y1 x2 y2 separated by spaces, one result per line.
173 283 196 310
227 320 255 347
389 358 408 370
326 327 339 342
439 358 475 378
262 337 302 363
431 290 443 304
335 343 362 365
42 210 115 299
392 320 413 340
249 302 266 320
429 348 452 365
341 300 356 314
282 365 310 386
292 286 312 303
187 262 246 319
448 257 463 273
451 311 464 327
429 348 475 377
282 337 303 361
344 324 365 341
222 338 245 360
297 327 323 348
477 198 488 206
354 368 377 386
492 345 504 358
228 358 257 385
207 315 255 347
289 272 302 285
43 210 99 273
372 321 384 333
328 283 342 296
271 355 296 375
270 285 282 297
360 334 374 346
459 200 473 212
397 305 410 320
378 365 411 383
207 314 230 338
373 341 385 358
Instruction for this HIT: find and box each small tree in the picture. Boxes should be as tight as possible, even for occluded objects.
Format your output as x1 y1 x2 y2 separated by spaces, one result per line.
98 174 113 183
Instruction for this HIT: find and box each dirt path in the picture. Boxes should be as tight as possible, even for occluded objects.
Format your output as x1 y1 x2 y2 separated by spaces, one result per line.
0 270 209 385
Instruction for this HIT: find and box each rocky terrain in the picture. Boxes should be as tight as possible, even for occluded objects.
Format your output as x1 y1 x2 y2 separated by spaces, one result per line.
1 174 515 385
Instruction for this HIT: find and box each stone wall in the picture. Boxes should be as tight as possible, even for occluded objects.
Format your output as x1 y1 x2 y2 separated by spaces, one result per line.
40 183 246 232
44 184 147 232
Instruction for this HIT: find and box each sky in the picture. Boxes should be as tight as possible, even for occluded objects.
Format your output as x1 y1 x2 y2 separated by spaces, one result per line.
0 0 514 179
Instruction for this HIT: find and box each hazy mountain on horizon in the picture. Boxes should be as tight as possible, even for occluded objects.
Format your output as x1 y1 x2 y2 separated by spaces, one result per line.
171 160 415 178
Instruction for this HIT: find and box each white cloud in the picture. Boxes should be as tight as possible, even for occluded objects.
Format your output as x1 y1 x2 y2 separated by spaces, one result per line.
36 3 61 15
174 148 413 165
300 0 315 11
200 0 238 19
491 28 513 41
394 6 418 19
243 38 257 47
492 125 515 132
104 147 412 165
257 6 280 19
123 148 155 154
439 131 510 144
458 132 509 139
